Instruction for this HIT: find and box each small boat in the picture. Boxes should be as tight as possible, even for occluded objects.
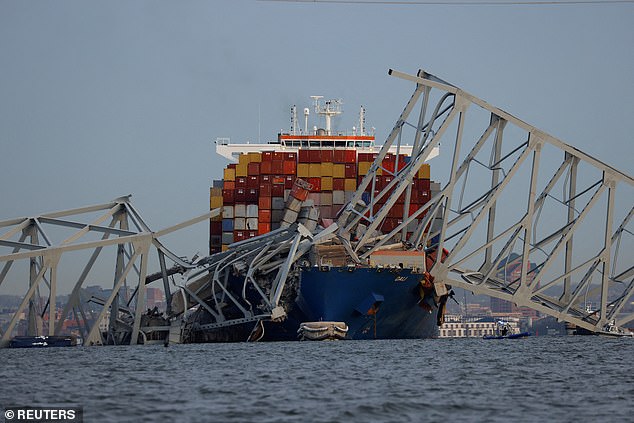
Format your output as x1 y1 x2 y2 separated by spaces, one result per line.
483 321 531 340
9 335 78 348
297 321 348 341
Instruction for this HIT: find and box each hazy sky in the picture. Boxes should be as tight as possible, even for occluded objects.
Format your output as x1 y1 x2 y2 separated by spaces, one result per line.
1 0 633 292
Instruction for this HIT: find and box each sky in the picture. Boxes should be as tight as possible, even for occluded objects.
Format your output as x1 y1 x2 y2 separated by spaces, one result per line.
0 0 632 294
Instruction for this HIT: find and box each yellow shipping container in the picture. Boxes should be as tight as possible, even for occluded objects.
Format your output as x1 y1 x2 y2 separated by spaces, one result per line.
210 187 223 197
236 163 248 177
344 178 357 191
321 177 333 191
248 152 262 163
238 153 251 166
309 163 321 177
297 163 310 178
210 195 223 209
221 245 229 252
223 168 236 181
333 164 345 179
418 163 431 179
321 162 334 177
358 162 371 176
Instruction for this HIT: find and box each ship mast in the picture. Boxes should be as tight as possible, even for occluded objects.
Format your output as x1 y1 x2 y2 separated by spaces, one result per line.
312 96 342 135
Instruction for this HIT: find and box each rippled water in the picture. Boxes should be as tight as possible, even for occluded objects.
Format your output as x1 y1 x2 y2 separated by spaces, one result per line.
1 336 632 422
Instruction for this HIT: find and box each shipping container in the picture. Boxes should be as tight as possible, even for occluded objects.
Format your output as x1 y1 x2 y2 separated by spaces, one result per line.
297 163 310 177
321 177 333 191
247 162 260 175
258 196 272 210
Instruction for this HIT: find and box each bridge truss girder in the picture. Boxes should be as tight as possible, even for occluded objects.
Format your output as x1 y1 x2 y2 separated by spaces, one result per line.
338 69 634 334
0 196 213 347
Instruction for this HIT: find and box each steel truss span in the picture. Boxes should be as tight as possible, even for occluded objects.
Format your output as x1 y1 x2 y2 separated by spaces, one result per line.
337 69 633 335
0 196 214 347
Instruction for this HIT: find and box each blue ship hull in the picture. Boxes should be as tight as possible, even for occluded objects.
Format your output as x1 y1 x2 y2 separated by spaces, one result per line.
260 267 439 341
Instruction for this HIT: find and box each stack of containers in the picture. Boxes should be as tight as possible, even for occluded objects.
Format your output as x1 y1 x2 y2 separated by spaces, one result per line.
210 149 432 254
209 180 224 254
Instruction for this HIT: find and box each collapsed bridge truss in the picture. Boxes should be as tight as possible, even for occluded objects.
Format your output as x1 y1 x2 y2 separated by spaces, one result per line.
338 69 634 335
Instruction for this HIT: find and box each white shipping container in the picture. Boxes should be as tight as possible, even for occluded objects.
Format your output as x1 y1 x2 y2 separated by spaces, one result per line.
246 204 259 218
234 204 247 218
234 218 246 230
246 218 259 230
333 190 345 204
222 205 234 219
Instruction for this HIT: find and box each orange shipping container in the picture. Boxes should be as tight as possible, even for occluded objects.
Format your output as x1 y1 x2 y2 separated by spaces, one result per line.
258 196 272 210
258 223 271 235
258 209 271 222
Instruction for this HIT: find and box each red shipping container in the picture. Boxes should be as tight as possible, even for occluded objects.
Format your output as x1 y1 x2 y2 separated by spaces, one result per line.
246 189 258 203
235 188 246 202
228 163 237 169
261 175 272 184
258 223 271 235
283 160 296 175
223 180 236 190
234 231 246 242
284 175 295 189
272 160 284 174
414 178 431 191
272 176 285 185
382 160 395 174
236 177 247 188
344 163 357 178
285 152 297 161
358 152 369 162
333 178 345 191
247 162 260 175
262 151 274 162
390 203 404 218
273 152 285 161
210 221 222 235
259 182 272 197
271 184 284 197
247 230 258 239
222 189 235 204
309 150 321 163
307 177 322 192
259 196 272 210
258 209 271 222
321 150 333 163
344 149 356 163
298 149 311 163
247 175 260 189
260 161 273 175
291 184 309 201
333 149 347 164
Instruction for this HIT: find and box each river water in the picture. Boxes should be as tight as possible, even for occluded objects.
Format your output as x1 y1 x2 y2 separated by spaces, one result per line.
1 336 632 422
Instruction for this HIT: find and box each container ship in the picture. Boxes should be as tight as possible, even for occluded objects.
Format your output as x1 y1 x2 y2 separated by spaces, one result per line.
192 98 444 341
